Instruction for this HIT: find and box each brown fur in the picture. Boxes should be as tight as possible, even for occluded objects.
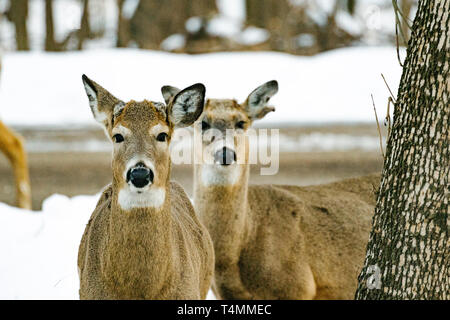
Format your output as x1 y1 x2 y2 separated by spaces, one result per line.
78 78 214 299
0 61 31 210
193 95 379 300
0 119 31 210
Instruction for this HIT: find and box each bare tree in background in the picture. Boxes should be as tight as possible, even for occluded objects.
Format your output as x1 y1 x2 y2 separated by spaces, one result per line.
44 0 58 51
127 0 217 49
117 0 131 47
45 0 91 51
6 0 29 50
355 0 449 299
77 0 91 50
245 0 358 54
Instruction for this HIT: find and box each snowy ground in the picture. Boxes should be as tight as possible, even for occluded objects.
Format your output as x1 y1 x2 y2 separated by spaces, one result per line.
0 194 96 299
0 46 402 127
0 193 216 300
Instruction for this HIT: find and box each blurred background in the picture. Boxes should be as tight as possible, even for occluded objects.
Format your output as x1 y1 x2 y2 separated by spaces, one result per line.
0 0 415 53
0 0 417 210
0 0 417 299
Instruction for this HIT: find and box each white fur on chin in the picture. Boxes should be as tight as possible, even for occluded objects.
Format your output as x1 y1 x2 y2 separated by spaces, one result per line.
118 186 166 210
201 164 241 186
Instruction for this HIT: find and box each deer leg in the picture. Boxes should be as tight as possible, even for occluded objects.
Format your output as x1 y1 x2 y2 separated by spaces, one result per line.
0 121 31 209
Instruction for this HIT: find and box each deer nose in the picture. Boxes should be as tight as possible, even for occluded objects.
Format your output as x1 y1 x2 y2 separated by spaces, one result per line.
127 163 154 188
214 147 236 166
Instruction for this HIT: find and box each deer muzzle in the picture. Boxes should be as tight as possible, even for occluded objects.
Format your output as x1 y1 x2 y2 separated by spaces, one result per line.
214 147 237 166
127 163 154 188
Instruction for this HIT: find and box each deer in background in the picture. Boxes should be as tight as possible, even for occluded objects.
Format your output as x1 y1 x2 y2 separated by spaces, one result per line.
162 81 379 299
78 75 214 299
0 62 31 209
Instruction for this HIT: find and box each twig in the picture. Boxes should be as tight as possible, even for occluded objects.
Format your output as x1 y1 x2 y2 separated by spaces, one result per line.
371 94 385 159
384 97 393 144
381 73 396 102
392 0 408 65
392 0 412 29
394 22 404 67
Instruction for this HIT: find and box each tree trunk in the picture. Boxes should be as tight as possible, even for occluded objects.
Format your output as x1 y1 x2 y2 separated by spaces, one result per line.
246 0 289 31
77 0 91 50
7 0 29 50
129 0 217 49
355 0 449 300
116 0 130 47
45 0 59 51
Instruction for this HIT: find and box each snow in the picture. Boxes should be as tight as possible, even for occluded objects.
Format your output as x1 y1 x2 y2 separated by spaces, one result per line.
121 0 140 20
216 0 246 22
0 193 217 300
235 27 270 46
161 34 186 52
278 133 384 152
22 131 384 154
0 47 402 127
0 194 96 299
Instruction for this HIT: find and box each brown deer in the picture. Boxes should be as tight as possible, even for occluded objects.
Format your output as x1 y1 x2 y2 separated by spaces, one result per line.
162 81 380 300
0 61 31 209
78 75 214 299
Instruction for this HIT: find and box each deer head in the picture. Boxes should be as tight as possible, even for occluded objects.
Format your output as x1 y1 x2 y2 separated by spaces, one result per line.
162 80 278 185
82 75 205 209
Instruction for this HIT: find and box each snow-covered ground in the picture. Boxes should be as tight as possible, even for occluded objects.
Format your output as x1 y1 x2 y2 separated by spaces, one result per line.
0 194 96 299
0 46 402 127
0 193 216 300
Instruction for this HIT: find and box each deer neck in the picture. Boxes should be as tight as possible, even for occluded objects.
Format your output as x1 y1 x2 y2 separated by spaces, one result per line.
102 180 175 297
194 163 250 264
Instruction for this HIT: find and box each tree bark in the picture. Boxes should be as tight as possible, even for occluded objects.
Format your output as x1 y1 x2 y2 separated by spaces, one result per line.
7 0 29 50
355 0 449 300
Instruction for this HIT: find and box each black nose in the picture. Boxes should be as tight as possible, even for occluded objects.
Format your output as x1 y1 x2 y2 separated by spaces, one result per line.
127 165 154 188
214 147 236 166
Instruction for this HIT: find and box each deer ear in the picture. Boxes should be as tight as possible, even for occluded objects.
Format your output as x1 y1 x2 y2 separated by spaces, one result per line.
168 83 205 128
82 74 125 129
244 80 278 120
161 85 181 105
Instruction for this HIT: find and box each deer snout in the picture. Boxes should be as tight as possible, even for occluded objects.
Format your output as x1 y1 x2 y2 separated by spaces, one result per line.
214 147 237 166
126 163 154 188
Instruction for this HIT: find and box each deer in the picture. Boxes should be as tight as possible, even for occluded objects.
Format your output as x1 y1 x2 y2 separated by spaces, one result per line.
77 75 214 300
162 80 380 300
0 61 31 209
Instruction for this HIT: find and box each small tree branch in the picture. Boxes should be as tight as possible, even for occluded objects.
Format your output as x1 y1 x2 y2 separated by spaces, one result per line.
371 94 385 159
381 73 396 102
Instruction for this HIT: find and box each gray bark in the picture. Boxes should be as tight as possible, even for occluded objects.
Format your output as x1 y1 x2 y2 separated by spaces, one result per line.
355 0 449 299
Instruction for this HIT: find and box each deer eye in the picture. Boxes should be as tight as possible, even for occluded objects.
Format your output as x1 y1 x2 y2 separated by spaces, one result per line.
201 121 210 131
112 134 124 143
236 121 246 129
156 132 168 142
